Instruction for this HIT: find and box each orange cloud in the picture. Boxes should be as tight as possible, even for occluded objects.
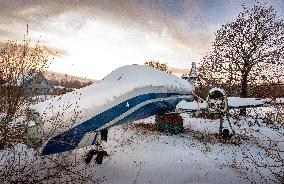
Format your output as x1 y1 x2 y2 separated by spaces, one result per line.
0 0 214 57
168 66 189 76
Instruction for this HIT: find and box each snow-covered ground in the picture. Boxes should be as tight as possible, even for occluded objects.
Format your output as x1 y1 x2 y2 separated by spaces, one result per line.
1 64 283 183
91 115 283 184
1 113 283 184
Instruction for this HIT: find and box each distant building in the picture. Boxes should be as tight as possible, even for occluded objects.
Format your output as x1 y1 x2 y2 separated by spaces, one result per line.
182 62 197 85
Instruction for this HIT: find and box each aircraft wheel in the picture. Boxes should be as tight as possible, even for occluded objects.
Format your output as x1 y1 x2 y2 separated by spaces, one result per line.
95 150 109 164
222 129 230 139
84 150 97 164
101 129 108 142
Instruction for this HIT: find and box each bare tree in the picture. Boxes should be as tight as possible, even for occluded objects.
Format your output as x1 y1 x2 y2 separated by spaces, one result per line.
0 39 49 148
0 39 99 183
198 3 284 98
144 61 172 74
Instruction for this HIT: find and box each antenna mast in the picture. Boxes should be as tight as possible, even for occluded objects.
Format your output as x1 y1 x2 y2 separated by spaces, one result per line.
26 24 29 36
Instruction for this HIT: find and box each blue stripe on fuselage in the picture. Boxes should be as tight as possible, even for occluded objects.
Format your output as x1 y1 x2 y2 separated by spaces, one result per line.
114 97 184 127
42 92 191 155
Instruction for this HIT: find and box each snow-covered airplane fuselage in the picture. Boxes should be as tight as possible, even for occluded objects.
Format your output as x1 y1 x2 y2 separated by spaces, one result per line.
27 65 194 155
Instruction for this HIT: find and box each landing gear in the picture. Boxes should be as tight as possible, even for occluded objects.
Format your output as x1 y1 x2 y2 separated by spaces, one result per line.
85 150 108 164
219 114 235 139
101 128 108 142
95 150 108 164
84 129 109 164
222 128 230 139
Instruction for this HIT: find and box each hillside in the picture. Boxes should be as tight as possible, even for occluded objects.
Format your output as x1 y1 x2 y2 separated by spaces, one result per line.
45 71 97 83
44 71 96 89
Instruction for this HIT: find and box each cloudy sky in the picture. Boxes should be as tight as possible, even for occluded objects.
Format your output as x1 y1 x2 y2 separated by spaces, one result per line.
0 0 283 79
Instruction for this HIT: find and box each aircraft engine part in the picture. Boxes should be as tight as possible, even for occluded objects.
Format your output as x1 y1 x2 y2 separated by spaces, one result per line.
206 88 228 114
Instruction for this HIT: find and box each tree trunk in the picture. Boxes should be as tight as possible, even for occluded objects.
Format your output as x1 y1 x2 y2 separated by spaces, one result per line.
240 73 248 116
240 74 248 98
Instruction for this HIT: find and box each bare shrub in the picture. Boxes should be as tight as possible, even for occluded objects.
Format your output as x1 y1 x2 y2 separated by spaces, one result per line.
0 37 100 183
0 39 50 148
231 130 284 183
144 61 172 74
0 144 99 184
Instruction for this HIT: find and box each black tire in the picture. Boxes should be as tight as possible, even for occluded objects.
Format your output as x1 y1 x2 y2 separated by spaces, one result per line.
101 129 108 142
222 129 230 139
84 150 97 164
95 151 108 164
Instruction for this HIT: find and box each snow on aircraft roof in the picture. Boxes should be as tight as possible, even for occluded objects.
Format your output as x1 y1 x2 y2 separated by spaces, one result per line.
176 100 207 110
176 97 273 110
209 87 226 95
31 65 194 135
228 97 265 107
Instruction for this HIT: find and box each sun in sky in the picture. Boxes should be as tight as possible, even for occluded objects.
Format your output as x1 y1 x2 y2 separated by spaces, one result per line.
0 0 283 79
